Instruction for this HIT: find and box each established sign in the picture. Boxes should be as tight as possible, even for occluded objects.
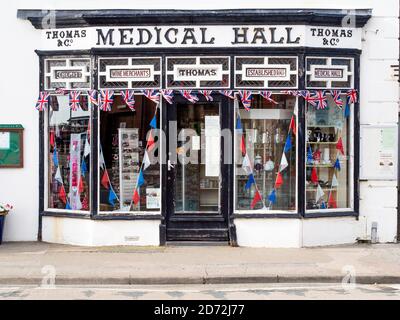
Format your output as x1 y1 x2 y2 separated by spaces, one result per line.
40 25 361 50
242 64 291 82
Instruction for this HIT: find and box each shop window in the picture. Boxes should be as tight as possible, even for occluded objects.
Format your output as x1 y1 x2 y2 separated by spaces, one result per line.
235 94 297 212
47 95 90 211
305 94 353 211
99 95 160 213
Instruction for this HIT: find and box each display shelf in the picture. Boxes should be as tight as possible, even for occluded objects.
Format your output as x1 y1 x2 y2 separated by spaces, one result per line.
306 164 333 168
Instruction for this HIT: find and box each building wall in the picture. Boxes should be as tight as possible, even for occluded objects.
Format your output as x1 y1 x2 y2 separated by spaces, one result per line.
1 0 398 246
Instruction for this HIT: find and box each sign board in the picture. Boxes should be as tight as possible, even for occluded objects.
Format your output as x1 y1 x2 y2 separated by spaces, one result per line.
50 65 87 83
40 25 362 50
0 125 24 168
360 125 398 180
241 64 291 81
310 65 348 82
105 65 155 82
174 64 222 82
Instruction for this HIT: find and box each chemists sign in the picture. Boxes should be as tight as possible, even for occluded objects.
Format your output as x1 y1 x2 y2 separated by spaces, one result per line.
41 25 362 50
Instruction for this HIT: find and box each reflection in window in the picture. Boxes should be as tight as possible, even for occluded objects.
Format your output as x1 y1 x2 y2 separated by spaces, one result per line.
305 94 352 210
48 95 90 211
99 95 160 212
235 94 297 211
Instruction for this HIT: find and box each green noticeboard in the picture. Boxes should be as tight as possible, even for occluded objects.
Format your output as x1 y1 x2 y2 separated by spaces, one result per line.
0 125 24 168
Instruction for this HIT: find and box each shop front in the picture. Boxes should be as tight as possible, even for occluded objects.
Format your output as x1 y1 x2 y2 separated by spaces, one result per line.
17 8 379 247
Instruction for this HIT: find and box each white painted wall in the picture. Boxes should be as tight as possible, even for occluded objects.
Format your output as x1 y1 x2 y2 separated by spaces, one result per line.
42 216 160 246
0 0 398 245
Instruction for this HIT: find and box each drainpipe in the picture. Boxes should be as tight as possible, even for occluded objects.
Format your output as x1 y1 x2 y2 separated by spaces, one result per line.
397 4 400 243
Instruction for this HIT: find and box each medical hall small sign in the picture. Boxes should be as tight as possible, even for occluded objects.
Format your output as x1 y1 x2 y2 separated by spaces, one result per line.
41 25 361 50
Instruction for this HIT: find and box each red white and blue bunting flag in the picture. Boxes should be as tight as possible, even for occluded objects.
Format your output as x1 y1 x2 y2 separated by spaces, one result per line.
259 91 278 104
300 90 317 107
289 115 296 135
199 90 213 101
330 90 344 109
35 91 50 111
99 90 114 111
179 90 199 104
55 88 67 95
88 90 98 106
238 90 253 111
142 89 160 104
310 90 328 110
347 89 358 104
69 91 81 111
121 90 135 111
219 90 235 100
160 89 174 104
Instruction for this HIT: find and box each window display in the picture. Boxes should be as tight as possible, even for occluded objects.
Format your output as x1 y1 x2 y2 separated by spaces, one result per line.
305 93 352 211
99 94 160 213
235 94 297 212
47 95 90 211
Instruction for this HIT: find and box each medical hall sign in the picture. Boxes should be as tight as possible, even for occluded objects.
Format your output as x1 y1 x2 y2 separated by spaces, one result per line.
41 25 362 50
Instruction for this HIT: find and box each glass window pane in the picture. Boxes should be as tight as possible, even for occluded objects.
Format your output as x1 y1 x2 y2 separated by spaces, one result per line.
47 95 90 211
305 94 352 211
99 95 160 212
175 103 220 212
235 94 297 211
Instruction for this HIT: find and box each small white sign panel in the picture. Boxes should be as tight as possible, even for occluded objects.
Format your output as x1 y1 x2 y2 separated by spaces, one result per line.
106 65 155 82
310 65 348 82
174 65 223 82
242 64 291 81
50 65 87 83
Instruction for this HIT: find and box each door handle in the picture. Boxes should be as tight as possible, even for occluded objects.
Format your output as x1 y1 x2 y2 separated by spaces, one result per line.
168 159 175 171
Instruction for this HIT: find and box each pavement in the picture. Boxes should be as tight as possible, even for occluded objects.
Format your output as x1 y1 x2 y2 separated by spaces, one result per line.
0 242 399 285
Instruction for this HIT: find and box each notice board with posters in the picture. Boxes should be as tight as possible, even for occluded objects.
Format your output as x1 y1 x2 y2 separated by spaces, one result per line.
0 124 24 168
360 125 398 180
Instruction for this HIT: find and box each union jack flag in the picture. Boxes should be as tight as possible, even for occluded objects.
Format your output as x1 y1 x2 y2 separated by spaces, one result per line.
99 90 114 112
259 91 278 104
88 90 98 106
281 90 300 96
219 90 235 100
121 90 135 111
55 88 67 95
299 90 316 107
35 91 50 111
310 90 328 109
69 91 81 111
142 89 160 104
238 90 253 111
199 90 213 101
160 89 174 104
330 90 344 109
347 89 358 104
179 90 199 104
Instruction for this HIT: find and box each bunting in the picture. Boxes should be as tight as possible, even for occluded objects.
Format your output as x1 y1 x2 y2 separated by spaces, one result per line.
219 90 235 100
88 90 98 106
310 90 328 110
199 90 213 101
336 137 345 155
121 90 135 111
250 191 262 209
330 90 344 109
259 91 278 104
238 90 253 111
99 90 114 111
142 89 160 104
69 91 81 111
35 91 50 111
160 89 174 104
179 90 199 104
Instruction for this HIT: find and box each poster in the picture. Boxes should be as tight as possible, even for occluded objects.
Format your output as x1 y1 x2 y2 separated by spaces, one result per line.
69 133 82 210
204 116 220 177
146 188 161 209
378 128 396 175
119 128 140 208
0 132 10 150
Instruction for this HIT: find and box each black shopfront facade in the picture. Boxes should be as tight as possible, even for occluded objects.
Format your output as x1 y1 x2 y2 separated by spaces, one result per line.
19 9 371 247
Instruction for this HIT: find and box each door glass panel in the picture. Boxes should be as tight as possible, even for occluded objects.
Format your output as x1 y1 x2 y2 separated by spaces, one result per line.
175 103 220 212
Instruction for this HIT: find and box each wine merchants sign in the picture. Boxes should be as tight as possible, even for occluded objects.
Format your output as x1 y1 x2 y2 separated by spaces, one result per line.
41 25 362 50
